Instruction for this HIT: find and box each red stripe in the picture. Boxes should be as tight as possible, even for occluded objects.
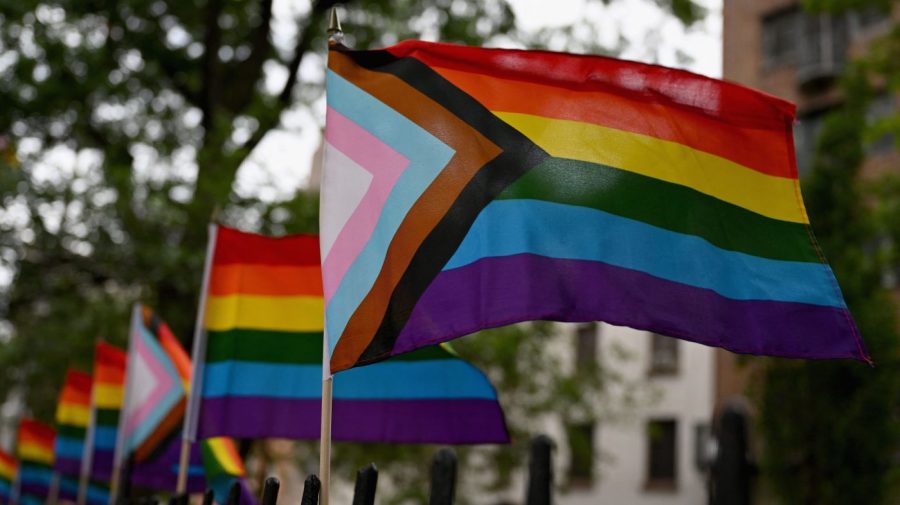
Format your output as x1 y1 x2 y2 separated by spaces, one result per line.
212 226 320 266
59 369 92 405
383 40 797 177
94 342 127 384
18 419 55 447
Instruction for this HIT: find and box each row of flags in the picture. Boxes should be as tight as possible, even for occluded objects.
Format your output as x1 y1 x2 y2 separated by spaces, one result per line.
0 225 509 505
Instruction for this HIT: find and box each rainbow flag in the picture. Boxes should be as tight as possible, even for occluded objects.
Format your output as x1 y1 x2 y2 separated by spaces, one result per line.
0 449 16 505
320 40 867 373
84 341 126 485
16 419 55 503
54 369 92 479
188 225 508 443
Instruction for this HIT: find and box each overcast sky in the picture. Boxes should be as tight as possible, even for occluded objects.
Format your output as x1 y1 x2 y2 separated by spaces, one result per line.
232 0 723 203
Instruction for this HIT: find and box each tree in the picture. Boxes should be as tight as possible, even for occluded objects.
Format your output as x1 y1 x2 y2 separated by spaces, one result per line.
755 2 900 503
0 0 704 501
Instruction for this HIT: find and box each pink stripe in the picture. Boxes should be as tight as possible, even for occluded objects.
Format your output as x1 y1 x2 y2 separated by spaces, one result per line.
322 107 409 301
123 335 176 436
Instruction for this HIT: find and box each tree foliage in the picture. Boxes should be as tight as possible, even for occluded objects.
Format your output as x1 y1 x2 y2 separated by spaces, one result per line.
755 3 900 503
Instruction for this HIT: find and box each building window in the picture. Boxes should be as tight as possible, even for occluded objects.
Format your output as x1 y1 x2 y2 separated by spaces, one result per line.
574 323 598 372
645 419 677 491
762 7 800 69
866 93 896 156
794 107 832 175
649 334 679 375
796 13 849 90
567 423 595 486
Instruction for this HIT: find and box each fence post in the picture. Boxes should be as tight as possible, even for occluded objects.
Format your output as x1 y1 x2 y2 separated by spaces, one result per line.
226 481 242 505
525 435 553 505
351 464 378 505
260 477 280 505
428 449 457 505
301 475 321 505
202 489 215 505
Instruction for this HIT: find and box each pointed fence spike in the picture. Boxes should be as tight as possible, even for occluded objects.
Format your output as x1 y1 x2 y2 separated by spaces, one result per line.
351 463 378 505
261 477 280 505
226 481 242 505
202 489 215 505
526 435 554 505
428 449 457 505
301 475 321 505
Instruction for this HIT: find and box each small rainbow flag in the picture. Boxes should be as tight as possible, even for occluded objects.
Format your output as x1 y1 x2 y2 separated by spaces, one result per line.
16 419 55 503
85 341 126 484
54 369 92 478
188 225 508 444
0 449 16 505
321 41 866 373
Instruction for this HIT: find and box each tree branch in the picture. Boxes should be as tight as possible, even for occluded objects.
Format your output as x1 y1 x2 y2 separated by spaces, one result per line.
201 0 225 132
223 0 275 114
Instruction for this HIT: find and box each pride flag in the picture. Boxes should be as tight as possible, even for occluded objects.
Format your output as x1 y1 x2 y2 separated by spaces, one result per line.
54 369 92 478
0 449 15 505
187 225 508 443
84 341 126 486
320 40 866 373
16 419 54 503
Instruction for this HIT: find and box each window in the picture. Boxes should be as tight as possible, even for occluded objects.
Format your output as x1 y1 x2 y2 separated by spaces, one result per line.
567 423 595 485
866 93 896 156
574 323 598 372
649 334 679 375
646 419 677 490
793 108 831 175
762 7 800 69
796 13 849 89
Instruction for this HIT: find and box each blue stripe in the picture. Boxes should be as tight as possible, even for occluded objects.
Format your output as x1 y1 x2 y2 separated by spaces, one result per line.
202 359 497 400
125 324 184 453
325 69 455 354
0 480 10 495
54 436 85 459
93 426 117 449
59 476 79 495
20 494 44 505
18 466 52 485
445 199 844 308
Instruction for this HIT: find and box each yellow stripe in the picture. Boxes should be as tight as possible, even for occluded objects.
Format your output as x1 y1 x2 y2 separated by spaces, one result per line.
55 404 90 427
17 443 53 465
93 384 124 409
496 112 808 224
207 438 245 476
205 295 324 332
0 461 15 480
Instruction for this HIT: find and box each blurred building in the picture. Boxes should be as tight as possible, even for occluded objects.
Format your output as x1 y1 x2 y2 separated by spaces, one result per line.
556 324 715 505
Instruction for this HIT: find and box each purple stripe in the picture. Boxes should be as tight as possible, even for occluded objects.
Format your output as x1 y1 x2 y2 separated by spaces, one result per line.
19 483 49 499
90 450 113 482
394 254 865 361
198 397 509 444
54 457 81 477
131 436 206 493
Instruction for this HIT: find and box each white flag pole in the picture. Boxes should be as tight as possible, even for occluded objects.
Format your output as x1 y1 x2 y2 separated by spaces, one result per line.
319 9 343 505
109 304 141 505
177 222 219 494
77 346 99 505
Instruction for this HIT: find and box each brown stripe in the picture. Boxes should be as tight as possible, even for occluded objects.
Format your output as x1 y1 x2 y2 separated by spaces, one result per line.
328 52 503 367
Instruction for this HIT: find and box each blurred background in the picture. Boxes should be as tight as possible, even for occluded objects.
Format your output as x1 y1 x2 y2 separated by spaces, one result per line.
0 0 897 503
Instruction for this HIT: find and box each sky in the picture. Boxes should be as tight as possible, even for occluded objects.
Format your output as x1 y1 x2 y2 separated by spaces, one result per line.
232 0 723 203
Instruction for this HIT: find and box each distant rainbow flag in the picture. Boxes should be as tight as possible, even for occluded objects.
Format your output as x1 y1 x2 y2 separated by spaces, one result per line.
16 419 55 503
83 342 126 486
0 449 16 505
54 369 92 478
186 225 508 444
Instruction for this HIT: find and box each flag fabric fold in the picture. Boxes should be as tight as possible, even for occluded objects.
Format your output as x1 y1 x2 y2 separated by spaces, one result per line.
191 225 508 444
320 40 866 374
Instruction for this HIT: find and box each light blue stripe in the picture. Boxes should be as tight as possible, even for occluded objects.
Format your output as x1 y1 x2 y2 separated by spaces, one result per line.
202 360 497 400
324 70 455 354
93 426 117 449
59 476 79 495
0 480 10 494
125 324 184 453
445 199 844 308
54 436 85 459
20 494 44 505
86 484 111 505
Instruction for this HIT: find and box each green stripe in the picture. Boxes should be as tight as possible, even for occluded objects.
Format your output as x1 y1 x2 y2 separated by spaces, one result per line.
206 329 324 364
94 409 119 426
57 425 86 439
499 157 818 263
206 329 459 365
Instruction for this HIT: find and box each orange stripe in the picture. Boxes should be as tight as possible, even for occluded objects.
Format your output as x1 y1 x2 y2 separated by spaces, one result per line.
209 264 324 297
94 366 125 385
59 390 91 406
431 66 795 180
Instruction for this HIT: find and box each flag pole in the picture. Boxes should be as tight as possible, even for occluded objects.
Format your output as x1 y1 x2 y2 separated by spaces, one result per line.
177 222 220 494
109 304 141 505
319 9 342 505
48 471 60 505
